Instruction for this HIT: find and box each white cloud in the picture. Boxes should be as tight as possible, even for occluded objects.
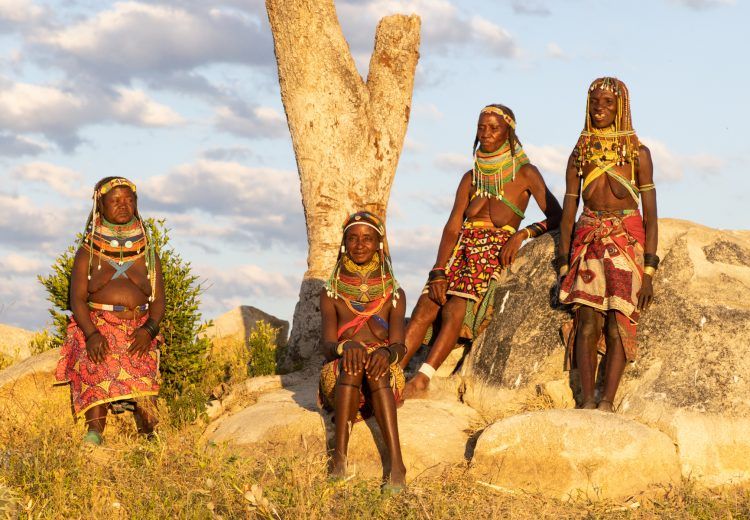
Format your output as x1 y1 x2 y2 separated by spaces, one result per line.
11 161 88 198
31 1 273 80
0 0 44 26
140 159 305 247
0 191 79 251
0 253 43 275
434 152 470 173
523 143 569 179
512 0 550 16
413 102 444 121
669 0 734 9
111 88 185 127
338 0 519 59
0 132 47 156
0 78 184 148
469 17 516 57
546 42 568 60
215 103 287 139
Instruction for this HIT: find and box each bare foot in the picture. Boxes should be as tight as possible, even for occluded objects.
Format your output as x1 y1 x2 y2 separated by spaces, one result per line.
403 373 430 400
580 399 597 410
330 453 347 480
597 399 615 413
389 462 406 487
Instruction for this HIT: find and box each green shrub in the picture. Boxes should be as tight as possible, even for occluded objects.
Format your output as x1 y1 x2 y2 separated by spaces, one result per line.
247 320 282 377
37 219 212 407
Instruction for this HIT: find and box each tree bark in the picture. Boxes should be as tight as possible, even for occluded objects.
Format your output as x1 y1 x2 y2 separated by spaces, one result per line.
265 1 420 366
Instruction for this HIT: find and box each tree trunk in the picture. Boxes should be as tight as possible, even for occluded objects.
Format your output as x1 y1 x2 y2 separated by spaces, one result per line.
265 1 421 366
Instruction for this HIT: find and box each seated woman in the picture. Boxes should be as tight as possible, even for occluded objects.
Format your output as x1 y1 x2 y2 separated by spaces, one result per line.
399 104 562 397
56 177 165 445
318 211 407 492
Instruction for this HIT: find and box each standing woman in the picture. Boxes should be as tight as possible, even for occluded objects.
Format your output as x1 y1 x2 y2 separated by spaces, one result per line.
558 77 658 412
56 177 165 444
318 211 407 493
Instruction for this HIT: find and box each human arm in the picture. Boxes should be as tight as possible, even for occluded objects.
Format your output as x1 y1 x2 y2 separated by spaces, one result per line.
69 248 109 363
557 153 581 281
428 172 473 305
637 145 658 311
129 253 166 356
318 289 368 372
499 164 563 267
366 289 407 380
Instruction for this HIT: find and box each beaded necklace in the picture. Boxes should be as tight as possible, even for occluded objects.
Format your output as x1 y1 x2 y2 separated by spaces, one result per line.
342 255 379 277
472 140 529 198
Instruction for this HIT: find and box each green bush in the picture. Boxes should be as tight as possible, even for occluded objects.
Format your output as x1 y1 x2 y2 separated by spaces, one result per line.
37 219 212 406
247 320 282 377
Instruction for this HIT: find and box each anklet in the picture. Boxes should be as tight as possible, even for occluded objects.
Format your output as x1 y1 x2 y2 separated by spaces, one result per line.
418 363 436 380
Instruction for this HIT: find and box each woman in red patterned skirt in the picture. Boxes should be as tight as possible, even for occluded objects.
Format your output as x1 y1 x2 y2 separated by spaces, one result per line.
56 177 165 445
399 104 562 397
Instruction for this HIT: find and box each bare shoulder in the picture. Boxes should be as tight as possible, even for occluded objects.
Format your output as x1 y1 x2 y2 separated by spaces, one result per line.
638 143 652 160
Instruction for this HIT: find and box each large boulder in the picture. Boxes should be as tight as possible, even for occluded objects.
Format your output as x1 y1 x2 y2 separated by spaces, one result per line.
203 306 290 349
0 324 35 363
460 219 750 487
207 375 480 481
471 409 681 500
0 348 62 419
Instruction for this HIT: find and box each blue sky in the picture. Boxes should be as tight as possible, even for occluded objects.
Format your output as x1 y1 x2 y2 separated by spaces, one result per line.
0 0 747 330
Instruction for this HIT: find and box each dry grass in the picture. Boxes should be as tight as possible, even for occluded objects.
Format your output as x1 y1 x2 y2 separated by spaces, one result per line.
1 378 750 519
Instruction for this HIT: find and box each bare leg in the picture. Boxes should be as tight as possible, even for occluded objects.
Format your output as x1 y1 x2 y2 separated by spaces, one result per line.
331 369 364 478
599 310 627 412
400 293 441 369
574 307 604 408
85 404 107 434
133 396 159 435
366 372 406 487
404 296 466 399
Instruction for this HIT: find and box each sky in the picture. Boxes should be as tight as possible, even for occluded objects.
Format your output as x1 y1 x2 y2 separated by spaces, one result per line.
0 0 748 331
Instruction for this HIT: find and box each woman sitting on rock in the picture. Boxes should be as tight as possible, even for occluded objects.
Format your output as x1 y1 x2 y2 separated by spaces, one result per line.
318 211 407 493
56 177 165 445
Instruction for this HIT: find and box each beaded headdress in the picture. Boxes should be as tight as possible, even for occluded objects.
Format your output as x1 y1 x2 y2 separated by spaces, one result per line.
325 211 400 307
573 77 640 178
81 176 157 302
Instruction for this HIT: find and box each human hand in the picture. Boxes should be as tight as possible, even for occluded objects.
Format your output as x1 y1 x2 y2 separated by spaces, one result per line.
637 276 654 311
128 328 153 357
428 279 448 305
342 341 367 375
366 347 391 381
499 232 525 268
85 332 109 363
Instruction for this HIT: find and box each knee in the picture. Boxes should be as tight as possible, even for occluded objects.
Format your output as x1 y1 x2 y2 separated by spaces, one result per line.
440 297 465 322
365 372 391 392
338 370 363 386
576 316 601 344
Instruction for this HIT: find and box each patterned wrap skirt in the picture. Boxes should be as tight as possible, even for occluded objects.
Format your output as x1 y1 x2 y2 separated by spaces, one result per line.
55 310 160 418
318 342 405 423
559 207 645 363
444 225 513 302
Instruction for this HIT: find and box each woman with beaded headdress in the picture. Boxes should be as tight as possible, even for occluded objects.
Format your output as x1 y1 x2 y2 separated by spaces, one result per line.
318 211 407 493
558 77 658 412
398 104 562 397
55 177 165 445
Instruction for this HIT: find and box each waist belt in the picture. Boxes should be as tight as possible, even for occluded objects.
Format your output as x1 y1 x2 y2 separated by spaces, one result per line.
464 220 517 232
88 302 149 312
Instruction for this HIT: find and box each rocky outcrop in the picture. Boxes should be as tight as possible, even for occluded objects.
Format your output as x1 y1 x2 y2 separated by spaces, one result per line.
207 374 479 481
472 410 681 500
458 219 750 488
0 347 59 391
0 324 34 363
203 306 289 348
